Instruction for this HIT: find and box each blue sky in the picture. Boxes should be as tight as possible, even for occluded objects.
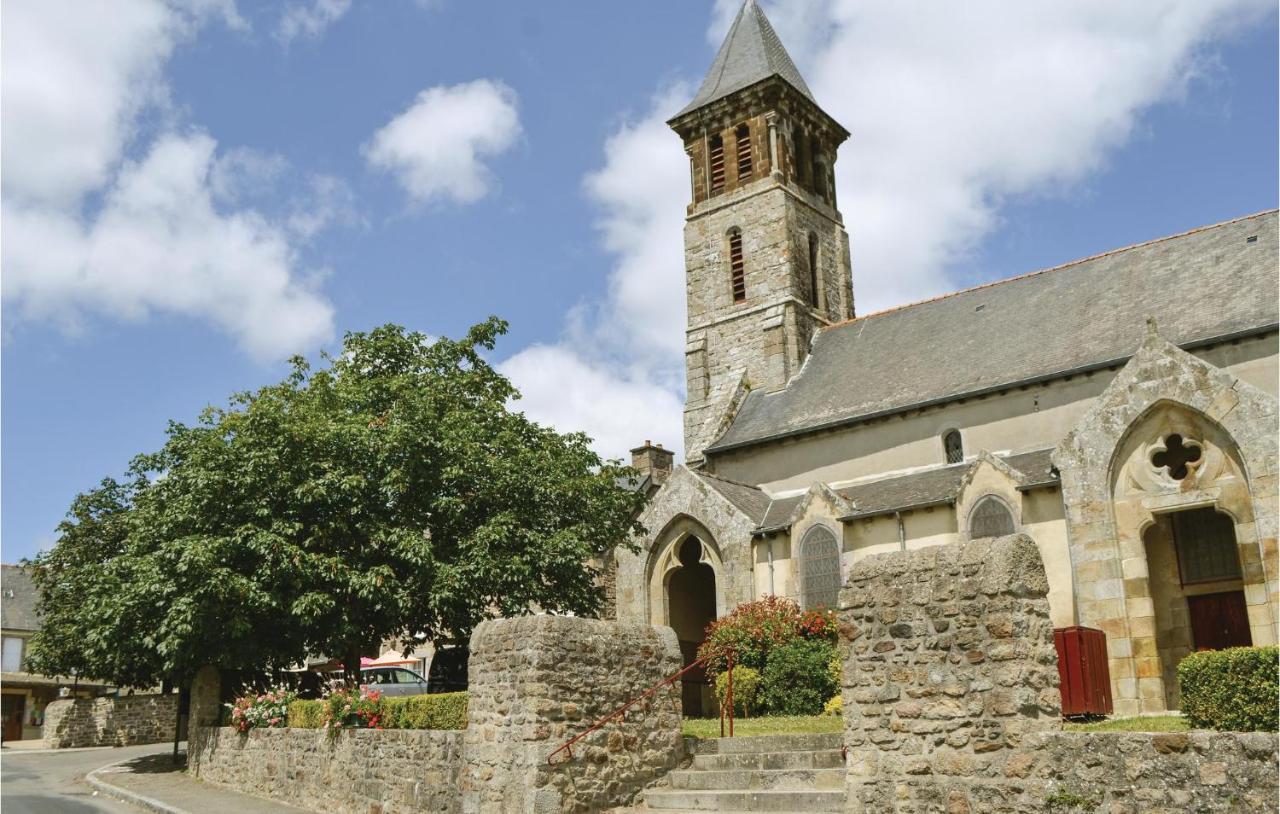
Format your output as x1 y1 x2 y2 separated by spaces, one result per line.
3 0 1277 562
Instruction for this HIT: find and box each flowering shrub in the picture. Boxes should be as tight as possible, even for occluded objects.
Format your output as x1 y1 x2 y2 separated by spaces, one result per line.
227 686 296 733
696 596 839 717
697 596 837 675
321 685 386 731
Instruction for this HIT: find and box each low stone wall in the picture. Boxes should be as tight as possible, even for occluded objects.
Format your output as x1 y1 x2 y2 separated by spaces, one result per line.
838 534 1279 812
461 615 683 813
44 693 178 748
192 727 464 814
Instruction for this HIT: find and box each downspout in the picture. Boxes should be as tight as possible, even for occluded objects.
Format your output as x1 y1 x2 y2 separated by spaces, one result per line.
766 539 776 596
895 511 906 552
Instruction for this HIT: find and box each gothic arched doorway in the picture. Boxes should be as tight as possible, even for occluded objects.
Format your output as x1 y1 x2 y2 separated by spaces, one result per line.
666 536 717 716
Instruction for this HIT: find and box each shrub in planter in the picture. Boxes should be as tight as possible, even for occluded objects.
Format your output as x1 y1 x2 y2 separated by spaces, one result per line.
759 638 839 716
713 667 761 717
322 686 386 731
1178 646 1279 732
386 692 469 730
226 687 296 733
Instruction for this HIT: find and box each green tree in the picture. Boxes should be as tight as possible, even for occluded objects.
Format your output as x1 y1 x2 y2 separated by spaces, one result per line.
24 318 645 686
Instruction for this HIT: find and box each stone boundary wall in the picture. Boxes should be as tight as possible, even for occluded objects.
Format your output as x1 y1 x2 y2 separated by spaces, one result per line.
838 534 1279 813
192 727 463 814
461 615 684 813
188 617 684 814
44 693 178 748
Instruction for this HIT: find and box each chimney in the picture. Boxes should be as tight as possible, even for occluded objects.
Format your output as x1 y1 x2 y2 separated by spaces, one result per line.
631 440 675 487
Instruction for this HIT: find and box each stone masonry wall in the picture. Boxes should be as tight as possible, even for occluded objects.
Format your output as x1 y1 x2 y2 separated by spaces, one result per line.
44 693 177 748
461 615 683 813
193 727 463 814
838 534 1279 812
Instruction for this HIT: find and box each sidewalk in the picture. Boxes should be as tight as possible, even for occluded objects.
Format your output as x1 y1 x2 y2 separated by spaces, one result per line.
90 751 316 814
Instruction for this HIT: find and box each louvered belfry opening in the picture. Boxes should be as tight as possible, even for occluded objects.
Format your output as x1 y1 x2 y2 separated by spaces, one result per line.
709 135 726 195
735 124 753 181
728 229 746 302
808 232 820 307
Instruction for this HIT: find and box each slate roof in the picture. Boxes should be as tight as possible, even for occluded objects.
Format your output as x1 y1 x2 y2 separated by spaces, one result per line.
709 211 1280 454
673 0 815 119
697 471 774 522
1 565 40 632
697 449 1057 534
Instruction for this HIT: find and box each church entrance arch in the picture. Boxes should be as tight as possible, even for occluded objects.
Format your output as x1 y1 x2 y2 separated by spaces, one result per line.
647 515 724 717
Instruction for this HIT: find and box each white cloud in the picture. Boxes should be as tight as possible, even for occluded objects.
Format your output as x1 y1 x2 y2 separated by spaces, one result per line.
1 0 339 360
505 0 1271 462
276 0 353 45
3 134 335 360
499 346 684 464
499 88 692 460
719 0 1273 312
364 79 522 206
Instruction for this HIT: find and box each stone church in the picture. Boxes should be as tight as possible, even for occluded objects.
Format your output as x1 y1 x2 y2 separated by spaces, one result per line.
611 0 1279 718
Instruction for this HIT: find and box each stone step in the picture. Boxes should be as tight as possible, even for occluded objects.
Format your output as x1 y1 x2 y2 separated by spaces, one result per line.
686 734 843 755
691 749 844 771
643 789 845 812
669 768 845 791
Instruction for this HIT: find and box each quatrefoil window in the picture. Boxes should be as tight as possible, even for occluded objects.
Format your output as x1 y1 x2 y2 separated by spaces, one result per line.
1151 434 1202 480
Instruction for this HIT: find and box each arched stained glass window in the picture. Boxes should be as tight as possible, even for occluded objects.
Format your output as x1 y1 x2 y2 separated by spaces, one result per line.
969 496 1016 539
943 430 964 464
800 526 841 611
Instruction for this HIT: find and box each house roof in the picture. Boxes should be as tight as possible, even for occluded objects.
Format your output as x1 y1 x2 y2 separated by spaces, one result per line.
673 0 816 119
709 211 1280 454
1 565 40 632
698 449 1057 534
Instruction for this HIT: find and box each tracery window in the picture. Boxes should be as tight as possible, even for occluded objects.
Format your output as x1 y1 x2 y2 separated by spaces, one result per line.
969 496 1016 539
800 525 841 611
1151 434 1202 480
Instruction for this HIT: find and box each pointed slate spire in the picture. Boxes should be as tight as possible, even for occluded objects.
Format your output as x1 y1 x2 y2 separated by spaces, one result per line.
674 0 816 118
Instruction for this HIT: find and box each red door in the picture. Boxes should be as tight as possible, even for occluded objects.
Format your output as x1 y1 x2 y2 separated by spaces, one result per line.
1187 591 1252 651
1 695 24 742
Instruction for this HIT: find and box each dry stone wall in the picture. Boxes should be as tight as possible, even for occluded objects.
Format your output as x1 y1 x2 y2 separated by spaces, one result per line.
461 615 683 813
44 693 177 748
838 534 1279 812
192 727 463 814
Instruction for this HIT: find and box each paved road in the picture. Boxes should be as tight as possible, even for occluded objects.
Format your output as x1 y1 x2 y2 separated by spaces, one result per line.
1 743 166 814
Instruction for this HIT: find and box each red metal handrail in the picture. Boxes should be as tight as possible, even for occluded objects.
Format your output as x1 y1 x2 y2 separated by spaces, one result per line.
547 650 736 765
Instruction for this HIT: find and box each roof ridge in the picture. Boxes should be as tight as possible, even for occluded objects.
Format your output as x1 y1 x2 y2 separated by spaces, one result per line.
696 470 764 490
824 208 1278 333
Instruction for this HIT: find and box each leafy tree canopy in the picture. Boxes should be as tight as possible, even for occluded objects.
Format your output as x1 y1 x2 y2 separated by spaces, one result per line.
24 319 646 686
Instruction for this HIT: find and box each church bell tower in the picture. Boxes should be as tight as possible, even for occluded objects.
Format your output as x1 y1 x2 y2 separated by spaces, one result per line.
669 0 853 464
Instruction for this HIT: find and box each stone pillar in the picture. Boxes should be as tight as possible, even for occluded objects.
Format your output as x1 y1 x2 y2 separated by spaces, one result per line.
838 534 1061 813
460 616 683 813
187 665 222 776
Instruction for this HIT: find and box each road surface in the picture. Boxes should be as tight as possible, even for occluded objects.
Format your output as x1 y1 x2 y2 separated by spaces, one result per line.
1 743 166 814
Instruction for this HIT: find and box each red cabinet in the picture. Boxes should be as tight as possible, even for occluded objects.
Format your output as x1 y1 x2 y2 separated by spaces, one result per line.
1054 626 1113 717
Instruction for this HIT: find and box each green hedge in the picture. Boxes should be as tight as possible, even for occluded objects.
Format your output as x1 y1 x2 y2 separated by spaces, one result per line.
286 692 468 731
713 666 761 717
1177 646 1278 732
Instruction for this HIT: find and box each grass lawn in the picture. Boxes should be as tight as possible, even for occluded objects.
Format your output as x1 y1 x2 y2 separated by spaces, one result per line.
1064 714 1190 733
682 715 842 739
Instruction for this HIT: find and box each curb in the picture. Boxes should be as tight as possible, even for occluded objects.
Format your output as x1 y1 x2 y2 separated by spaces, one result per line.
86 761 192 814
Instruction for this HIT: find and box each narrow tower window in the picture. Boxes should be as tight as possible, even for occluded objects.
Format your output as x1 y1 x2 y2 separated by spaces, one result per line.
735 124 753 181
708 135 726 195
728 229 746 302
807 233 820 307
811 134 826 198
943 430 963 464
